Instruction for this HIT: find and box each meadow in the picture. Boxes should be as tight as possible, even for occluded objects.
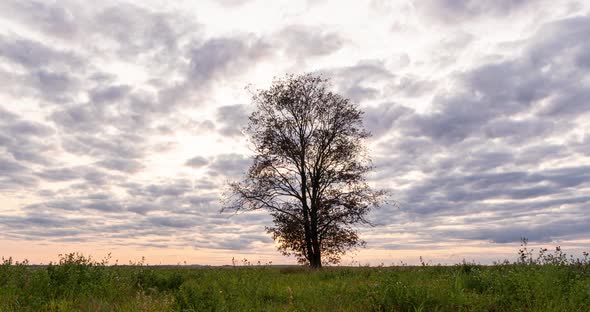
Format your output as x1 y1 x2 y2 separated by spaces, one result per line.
1 245 590 311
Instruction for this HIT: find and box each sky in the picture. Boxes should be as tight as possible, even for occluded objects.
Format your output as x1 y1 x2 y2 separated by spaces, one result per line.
0 0 589 265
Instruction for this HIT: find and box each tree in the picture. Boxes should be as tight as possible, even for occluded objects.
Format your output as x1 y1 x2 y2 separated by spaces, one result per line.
223 73 384 268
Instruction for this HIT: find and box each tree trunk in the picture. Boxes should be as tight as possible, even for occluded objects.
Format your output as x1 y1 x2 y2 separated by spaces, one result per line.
312 243 322 268
309 252 321 268
310 209 322 268
302 211 315 268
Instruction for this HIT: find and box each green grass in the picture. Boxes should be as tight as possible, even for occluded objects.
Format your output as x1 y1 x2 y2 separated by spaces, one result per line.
1 251 590 311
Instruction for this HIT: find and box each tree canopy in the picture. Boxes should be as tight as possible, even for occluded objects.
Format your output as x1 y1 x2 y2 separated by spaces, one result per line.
223 73 384 268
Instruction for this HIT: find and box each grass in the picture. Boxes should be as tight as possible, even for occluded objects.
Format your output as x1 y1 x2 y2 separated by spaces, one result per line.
1 244 590 311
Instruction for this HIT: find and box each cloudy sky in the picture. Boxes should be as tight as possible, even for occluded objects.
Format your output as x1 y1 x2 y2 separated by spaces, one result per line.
0 0 589 265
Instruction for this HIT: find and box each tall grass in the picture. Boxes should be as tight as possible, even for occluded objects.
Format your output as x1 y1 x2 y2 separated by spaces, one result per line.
1 241 589 311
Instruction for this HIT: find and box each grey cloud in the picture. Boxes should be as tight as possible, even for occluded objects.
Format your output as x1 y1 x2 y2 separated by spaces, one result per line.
528 15 590 67
51 87 161 134
96 158 144 173
84 200 125 212
377 164 590 223
51 105 105 133
322 60 394 103
403 15 590 145
463 61 549 110
1 118 54 145
148 216 198 228
8 181 244 245
415 0 532 23
185 156 209 168
2 0 192 60
0 0 78 38
126 179 193 198
363 102 412 138
155 34 272 108
389 76 436 97
93 3 186 58
191 120 216 133
37 167 80 181
194 232 274 250
0 107 18 121
61 133 145 159
0 35 83 102
483 118 557 142
0 174 38 190
0 109 57 169
277 25 343 59
25 195 124 213
0 35 81 69
0 155 27 174
188 36 271 86
89 84 131 104
538 85 590 117
573 134 590 155
79 168 120 187
8 120 54 137
0 213 87 230
370 94 590 245
459 150 514 172
187 195 217 206
30 69 79 102
207 153 251 178
127 203 160 215
215 104 249 137
373 137 440 179
443 215 590 243
403 100 486 144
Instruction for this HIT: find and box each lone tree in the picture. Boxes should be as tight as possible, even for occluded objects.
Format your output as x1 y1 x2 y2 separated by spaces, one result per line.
223 73 384 268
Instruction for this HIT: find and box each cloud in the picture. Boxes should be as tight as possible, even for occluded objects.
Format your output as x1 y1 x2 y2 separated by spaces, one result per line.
391 76 437 97
207 154 251 179
0 0 280 251
213 0 253 7
187 36 271 86
363 103 412 138
0 0 78 38
0 35 84 103
89 84 132 104
185 156 209 168
148 215 199 228
415 0 534 23
60 133 146 159
215 104 250 137
0 155 28 175
322 60 394 103
126 179 194 198
276 25 343 60
0 34 82 69
0 114 55 162
0 0 588 262
93 3 182 56
96 158 144 173
366 14 590 246
400 15 590 145
37 167 81 181
442 214 590 243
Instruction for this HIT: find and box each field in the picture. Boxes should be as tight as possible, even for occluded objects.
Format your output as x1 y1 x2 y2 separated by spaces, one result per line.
1 248 590 312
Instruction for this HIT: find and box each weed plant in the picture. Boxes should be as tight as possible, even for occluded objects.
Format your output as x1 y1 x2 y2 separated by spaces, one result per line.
1 240 589 311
